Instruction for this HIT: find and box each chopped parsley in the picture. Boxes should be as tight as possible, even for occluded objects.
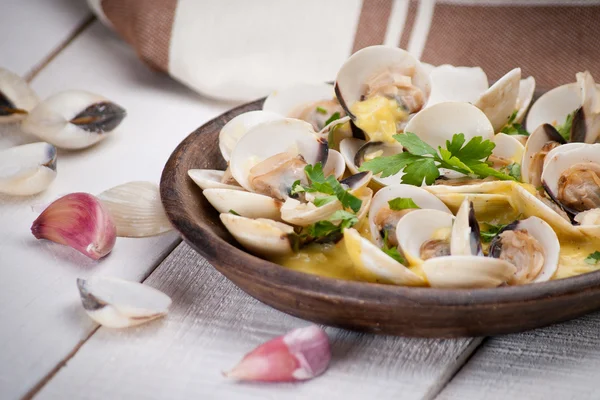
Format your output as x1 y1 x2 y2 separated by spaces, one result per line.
359 132 515 186
388 197 420 211
316 106 327 114
501 162 522 181
585 251 600 265
480 222 508 243
500 110 529 136
291 163 362 212
324 112 341 126
228 209 240 216
304 210 358 240
556 111 575 142
382 230 405 264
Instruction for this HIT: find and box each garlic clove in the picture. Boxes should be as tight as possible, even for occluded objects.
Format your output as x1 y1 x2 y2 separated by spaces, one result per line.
31 192 116 260
224 325 331 382
21 90 126 149
77 276 171 328
0 67 39 123
0 142 57 195
97 181 172 237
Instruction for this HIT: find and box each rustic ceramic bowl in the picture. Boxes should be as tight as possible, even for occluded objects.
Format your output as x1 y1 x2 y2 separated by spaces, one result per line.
160 98 600 338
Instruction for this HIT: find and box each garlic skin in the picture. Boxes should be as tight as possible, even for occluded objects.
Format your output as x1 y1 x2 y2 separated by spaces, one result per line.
31 193 117 260
77 276 172 328
0 142 57 195
21 90 126 149
224 325 331 382
97 181 172 237
0 67 39 123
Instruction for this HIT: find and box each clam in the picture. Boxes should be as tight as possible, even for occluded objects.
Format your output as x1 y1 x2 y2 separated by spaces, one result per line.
421 256 517 289
334 46 431 142
77 276 171 328
515 76 536 123
0 142 57 195
488 217 559 284
187 169 244 191
218 110 282 162
0 67 39 123
525 82 580 133
450 198 483 257
403 102 494 149
343 228 425 286
520 124 566 186
339 138 403 186
229 119 328 198
574 71 600 144
490 132 525 168
21 90 126 149
220 213 298 257
541 143 600 216
426 64 488 106
474 68 521 132
203 189 282 220
368 184 451 248
262 83 345 131
323 149 346 180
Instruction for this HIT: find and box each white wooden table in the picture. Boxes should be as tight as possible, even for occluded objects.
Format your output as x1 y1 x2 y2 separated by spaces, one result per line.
2 3 599 399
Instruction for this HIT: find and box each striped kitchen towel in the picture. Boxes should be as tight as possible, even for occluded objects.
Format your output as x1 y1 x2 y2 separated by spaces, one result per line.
88 0 600 101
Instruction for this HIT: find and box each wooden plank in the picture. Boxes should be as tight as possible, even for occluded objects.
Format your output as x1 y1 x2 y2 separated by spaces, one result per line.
2 0 91 76
35 242 481 400
436 313 600 400
0 22 230 399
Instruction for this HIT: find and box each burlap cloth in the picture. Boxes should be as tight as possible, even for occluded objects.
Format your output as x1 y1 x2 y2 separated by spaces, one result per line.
87 0 600 101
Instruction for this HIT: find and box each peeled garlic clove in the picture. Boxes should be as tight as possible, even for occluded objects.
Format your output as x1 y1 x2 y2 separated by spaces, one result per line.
0 142 57 195
0 67 39 123
31 193 116 260
224 325 330 382
77 276 171 328
97 181 172 238
21 90 126 149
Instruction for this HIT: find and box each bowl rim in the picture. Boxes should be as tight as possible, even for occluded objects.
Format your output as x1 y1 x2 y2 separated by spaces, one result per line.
160 98 600 309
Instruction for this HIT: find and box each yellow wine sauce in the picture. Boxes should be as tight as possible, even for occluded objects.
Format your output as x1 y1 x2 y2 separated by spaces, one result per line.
350 96 407 143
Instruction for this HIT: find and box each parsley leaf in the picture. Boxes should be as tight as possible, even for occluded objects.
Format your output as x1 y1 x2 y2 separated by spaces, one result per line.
394 132 437 156
324 112 341 126
480 222 508 243
504 162 522 181
313 195 337 207
382 230 405 264
501 111 529 136
228 209 240 216
556 111 575 142
359 152 420 178
585 251 600 265
305 210 358 240
316 106 327 114
388 197 420 210
297 163 362 212
401 158 439 186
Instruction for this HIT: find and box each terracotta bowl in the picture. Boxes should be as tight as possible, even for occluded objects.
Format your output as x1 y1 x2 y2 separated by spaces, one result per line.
160 98 600 338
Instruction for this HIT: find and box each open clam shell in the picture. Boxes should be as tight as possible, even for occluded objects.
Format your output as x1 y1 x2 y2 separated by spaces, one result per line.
451 198 483 257
0 68 39 123
220 213 297 257
426 64 488 106
0 142 57 195
515 76 536 124
77 276 172 328
203 189 282 220
525 82 581 133
343 228 425 286
369 184 451 247
474 68 521 132
574 71 600 144
520 124 566 186
218 110 282 162
187 169 244 191
334 45 431 119
395 209 454 266
229 118 328 193
339 138 404 186
323 149 346 179
492 132 525 164
421 256 516 289
21 90 126 149
281 197 341 226
403 102 494 149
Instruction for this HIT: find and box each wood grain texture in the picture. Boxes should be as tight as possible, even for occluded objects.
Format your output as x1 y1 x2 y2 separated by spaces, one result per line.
36 242 480 400
437 312 600 400
160 97 600 338
0 22 231 399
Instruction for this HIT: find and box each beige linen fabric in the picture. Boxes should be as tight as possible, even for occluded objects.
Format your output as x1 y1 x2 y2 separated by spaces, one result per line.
88 0 600 100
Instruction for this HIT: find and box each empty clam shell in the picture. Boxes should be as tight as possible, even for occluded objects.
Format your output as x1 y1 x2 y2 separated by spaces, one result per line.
404 102 494 149
77 276 171 328
574 71 600 144
204 188 283 220
492 132 525 164
343 228 425 286
97 181 172 238
422 256 516 289
187 169 244 191
474 68 521 132
220 213 297 257
525 82 581 133
218 110 282 162
426 64 488 106
515 76 536 123
0 67 39 123
0 142 57 195
21 90 126 149
451 198 483 257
